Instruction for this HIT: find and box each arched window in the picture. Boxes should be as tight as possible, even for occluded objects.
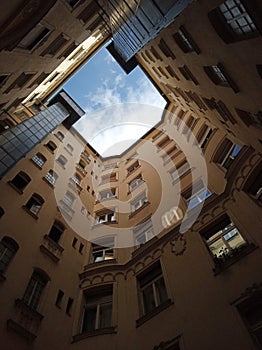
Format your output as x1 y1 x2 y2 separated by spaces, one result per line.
55 131 64 141
44 169 58 186
48 220 65 243
0 207 5 218
22 268 50 310
56 155 67 167
0 236 19 274
24 193 44 216
31 153 46 168
63 191 75 207
45 140 57 152
10 171 31 192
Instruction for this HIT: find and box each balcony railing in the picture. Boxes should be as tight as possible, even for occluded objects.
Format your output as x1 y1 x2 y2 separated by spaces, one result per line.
40 235 64 262
7 299 43 342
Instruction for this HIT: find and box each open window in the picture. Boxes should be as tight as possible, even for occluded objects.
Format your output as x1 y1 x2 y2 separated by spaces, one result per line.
9 171 31 193
24 193 44 217
48 220 65 244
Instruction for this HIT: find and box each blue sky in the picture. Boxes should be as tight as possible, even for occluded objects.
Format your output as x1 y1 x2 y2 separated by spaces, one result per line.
63 43 166 156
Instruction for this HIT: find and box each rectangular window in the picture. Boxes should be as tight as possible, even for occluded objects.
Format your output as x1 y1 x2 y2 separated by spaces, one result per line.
183 182 212 209
91 238 114 263
18 23 51 51
219 0 257 36
178 65 199 85
215 139 242 170
129 174 144 192
82 286 113 333
170 161 190 183
158 39 176 59
133 219 154 248
66 297 74 315
197 125 214 149
99 188 116 201
127 161 140 175
55 290 64 307
0 74 10 89
173 26 200 54
23 271 47 310
131 192 148 213
137 262 168 316
4 73 35 93
200 217 247 260
96 211 116 224
40 34 69 56
204 64 239 92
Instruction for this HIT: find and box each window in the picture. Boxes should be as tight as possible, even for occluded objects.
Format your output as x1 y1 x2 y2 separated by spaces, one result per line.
236 294 262 348
96 211 116 224
178 65 199 85
158 39 176 59
133 220 154 248
79 243 84 254
154 337 181 350
0 207 4 218
214 139 242 170
127 160 140 175
31 153 46 168
208 0 259 43
28 72 49 88
24 193 44 216
91 238 114 263
55 131 64 141
4 73 35 94
78 160 86 169
81 286 113 333
183 182 212 209
131 192 148 213
257 64 262 79
170 161 190 183
173 26 200 54
129 174 143 192
243 162 262 205
165 65 180 80
137 262 168 316
48 220 65 243
57 155 67 167
44 170 58 186
63 191 75 207
219 0 257 36
67 0 82 8
77 1 100 24
203 64 239 92
197 125 214 149
17 23 51 51
0 74 10 89
65 143 73 154
0 236 19 274
235 108 262 128
9 171 31 192
72 237 78 248
40 33 69 56
0 118 15 131
55 290 64 307
99 189 116 201
22 269 49 310
150 46 162 60
200 216 247 262
66 297 74 315
71 174 81 186
45 141 57 152
216 100 237 124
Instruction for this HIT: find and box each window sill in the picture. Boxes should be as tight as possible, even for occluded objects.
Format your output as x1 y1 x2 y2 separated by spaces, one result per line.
129 202 150 219
136 299 173 327
84 258 117 271
7 181 23 194
22 206 39 220
213 243 258 275
72 327 117 343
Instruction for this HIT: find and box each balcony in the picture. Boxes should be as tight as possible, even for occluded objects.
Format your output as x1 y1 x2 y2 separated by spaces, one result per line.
40 235 64 263
76 164 87 177
7 299 43 342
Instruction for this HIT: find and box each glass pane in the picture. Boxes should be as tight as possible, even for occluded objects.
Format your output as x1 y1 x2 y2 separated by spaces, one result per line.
142 284 156 314
99 302 112 328
82 305 97 332
155 277 168 304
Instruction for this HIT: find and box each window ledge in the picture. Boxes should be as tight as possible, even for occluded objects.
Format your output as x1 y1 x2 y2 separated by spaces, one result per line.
7 181 23 194
84 258 117 271
129 202 150 219
213 243 258 275
136 299 173 327
72 326 117 343
22 206 39 220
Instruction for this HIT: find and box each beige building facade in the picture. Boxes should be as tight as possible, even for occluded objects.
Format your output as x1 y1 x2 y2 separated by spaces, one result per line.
0 1 262 350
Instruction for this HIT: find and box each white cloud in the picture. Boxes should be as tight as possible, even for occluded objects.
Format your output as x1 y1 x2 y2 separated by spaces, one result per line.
74 70 166 156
